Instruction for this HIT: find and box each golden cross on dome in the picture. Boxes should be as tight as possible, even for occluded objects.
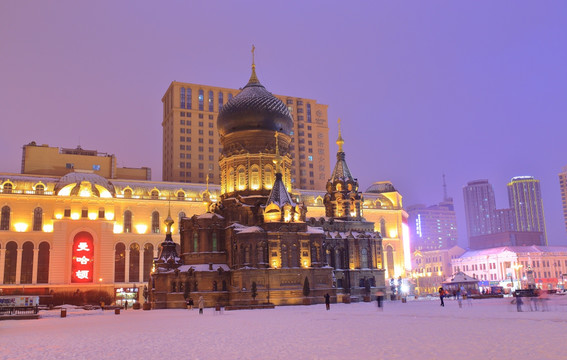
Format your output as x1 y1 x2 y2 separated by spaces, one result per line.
336 118 344 152
165 195 174 235
251 44 255 66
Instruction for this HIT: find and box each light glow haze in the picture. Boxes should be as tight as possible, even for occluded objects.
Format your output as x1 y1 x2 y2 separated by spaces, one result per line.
1 1 566 247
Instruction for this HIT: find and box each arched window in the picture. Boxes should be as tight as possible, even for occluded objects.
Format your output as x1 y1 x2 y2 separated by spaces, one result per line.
129 243 140 282
1 206 10 230
180 87 186 109
326 248 334 268
123 189 132 199
193 232 199 252
3 241 17 284
35 184 45 195
218 92 223 111
33 207 43 231
186 88 192 110
208 90 214 112
151 211 160 233
244 245 251 265
20 242 34 284
37 242 50 284
177 191 185 201
281 244 288 268
178 212 186 234
212 232 217 252
237 167 246 190
123 211 132 233
143 243 154 282
114 243 125 282
336 248 344 269
386 245 395 278
250 166 260 190
3 183 13 194
227 168 235 192
264 165 273 189
150 190 159 200
291 244 299 267
257 242 265 265
380 218 386 237
361 248 368 269
198 89 204 111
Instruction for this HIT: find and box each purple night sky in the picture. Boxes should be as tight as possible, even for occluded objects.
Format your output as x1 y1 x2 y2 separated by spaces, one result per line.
1 1 566 247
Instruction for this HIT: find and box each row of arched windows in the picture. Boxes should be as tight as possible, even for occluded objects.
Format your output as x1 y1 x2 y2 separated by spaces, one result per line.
226 165 275 193
114 242 154 283
180 87 234 112
2 241 50 284
0 206 43 231
121 210 186 234
190 231 220 253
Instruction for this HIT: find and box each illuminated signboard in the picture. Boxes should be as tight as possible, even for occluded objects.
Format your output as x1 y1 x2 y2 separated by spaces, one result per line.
71 231 94 283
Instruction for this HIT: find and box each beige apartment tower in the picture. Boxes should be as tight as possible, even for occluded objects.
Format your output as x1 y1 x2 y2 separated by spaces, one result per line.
162 81 329 190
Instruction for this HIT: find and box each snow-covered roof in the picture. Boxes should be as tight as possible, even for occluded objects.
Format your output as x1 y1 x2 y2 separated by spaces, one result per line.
229 223 265 234
176 264 230 272
306 226 324 234
443 271 479 284
196 212 224 220
266 173 295 208
460 245 567 258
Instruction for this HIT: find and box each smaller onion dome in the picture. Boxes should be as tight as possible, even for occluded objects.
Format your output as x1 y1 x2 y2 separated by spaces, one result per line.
365 181 396 194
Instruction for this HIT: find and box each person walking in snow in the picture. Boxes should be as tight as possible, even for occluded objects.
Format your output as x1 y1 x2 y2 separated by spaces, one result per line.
198 296 204 315
376 291 384 310
324 293 330 310
439 287 445 307
515 292 523 312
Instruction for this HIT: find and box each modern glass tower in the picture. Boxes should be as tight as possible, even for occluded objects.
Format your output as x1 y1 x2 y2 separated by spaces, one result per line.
463 179 499 239
507 176 547 244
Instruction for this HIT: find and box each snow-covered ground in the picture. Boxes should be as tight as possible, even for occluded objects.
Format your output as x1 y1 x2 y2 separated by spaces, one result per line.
2 296 567 360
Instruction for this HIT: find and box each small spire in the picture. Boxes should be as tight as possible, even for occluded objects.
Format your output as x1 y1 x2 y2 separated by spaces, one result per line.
164 195 174 235
336 118 344 153
442 173 448 202
273 131 282 174
247 44 260 85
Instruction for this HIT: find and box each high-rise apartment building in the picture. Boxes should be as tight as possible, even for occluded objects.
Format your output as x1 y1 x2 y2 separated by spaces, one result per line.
559 166 567 234
463 179 498 238
407 199 458 251
507 176 547 244
162 81 329 190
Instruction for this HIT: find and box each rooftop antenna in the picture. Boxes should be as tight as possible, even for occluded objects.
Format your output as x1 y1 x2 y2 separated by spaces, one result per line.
442 173 448 202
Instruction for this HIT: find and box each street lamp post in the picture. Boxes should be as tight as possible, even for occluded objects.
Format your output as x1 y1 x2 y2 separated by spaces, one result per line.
512 264 523 291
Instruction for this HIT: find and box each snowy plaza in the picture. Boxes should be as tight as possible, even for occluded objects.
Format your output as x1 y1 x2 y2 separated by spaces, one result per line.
2 296 567 360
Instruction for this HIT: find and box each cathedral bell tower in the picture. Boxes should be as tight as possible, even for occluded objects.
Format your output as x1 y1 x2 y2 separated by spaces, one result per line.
324 119 363 219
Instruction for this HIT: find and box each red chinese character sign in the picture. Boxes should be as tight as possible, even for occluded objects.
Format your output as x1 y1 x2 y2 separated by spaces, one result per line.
71 232 94 283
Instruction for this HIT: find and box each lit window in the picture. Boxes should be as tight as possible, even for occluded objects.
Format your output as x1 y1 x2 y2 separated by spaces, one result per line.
198 89 204 111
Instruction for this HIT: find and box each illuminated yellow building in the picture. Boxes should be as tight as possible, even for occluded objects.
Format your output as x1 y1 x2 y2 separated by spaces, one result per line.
21 142 151 180
412 245 465 295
